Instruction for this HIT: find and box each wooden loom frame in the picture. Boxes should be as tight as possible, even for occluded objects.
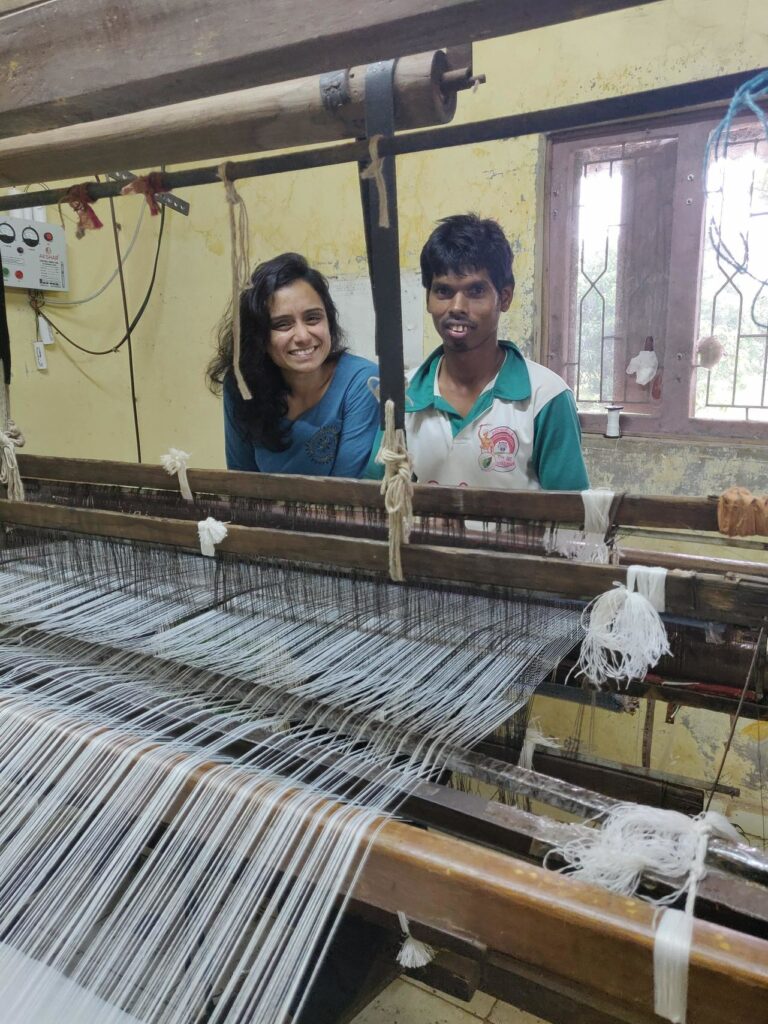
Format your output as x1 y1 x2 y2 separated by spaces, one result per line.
2 459 768 1022
1 1 767 1018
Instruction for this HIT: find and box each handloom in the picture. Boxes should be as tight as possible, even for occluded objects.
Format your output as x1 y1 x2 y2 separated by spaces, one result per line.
0 460 765 1024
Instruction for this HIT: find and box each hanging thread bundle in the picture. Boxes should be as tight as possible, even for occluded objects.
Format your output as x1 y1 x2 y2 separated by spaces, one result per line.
576 565 671 686
160 447 193 502
218 163 253 402
395 912 435 970
197 516 228 556
546 488 616 564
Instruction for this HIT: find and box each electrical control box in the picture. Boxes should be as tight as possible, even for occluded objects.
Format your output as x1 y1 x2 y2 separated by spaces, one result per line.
0 216 68 291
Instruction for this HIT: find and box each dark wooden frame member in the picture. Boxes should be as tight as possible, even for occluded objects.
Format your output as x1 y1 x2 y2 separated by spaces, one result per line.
17 455 722 529
1 499 767 627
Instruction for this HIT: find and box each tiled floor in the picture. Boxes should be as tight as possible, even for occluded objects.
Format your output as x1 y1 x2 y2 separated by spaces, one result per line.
351 978 550 1024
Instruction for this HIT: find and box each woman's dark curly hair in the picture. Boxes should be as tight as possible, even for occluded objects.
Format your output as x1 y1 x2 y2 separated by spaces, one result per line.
207 252 346 451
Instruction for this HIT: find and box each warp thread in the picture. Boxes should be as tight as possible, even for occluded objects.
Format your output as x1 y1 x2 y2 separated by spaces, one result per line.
518 718 561 771
395 912 435 970
576 564 671 686
218 162 253 402
120 172 169 216
58 184 103 240
160 448 193 502
375 399 413 582
197 517 228 557
359 135 390 229
717 485 768 536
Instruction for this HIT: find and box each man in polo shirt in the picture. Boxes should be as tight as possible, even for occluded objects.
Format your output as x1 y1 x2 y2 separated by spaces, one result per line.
365 214 589 490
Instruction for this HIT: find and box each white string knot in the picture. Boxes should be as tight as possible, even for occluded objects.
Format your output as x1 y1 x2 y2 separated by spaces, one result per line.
218 162 252 402
518 718 561 771
359 135 390 229
545 488 615 564
197 517 228 558
575 565 671 687
395 911 435 970
0 424 25 502
160 447 193 502
375 399 413 582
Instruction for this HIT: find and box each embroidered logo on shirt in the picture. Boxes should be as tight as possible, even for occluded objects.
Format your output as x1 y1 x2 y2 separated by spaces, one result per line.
477 424 518 472
305 425 340 465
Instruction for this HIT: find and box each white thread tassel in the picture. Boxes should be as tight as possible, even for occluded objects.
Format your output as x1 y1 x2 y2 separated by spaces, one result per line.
546 488 614 564
197 517 228 557
576 565 671 686
396 912 435 970
519 719 561 770
547 803 739 1024
161 448 193 502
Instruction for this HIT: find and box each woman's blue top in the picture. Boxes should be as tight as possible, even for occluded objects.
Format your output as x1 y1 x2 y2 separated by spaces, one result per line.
223 353 380 478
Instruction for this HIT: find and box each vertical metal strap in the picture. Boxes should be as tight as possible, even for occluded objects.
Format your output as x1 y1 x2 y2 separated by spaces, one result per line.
358 59 406 429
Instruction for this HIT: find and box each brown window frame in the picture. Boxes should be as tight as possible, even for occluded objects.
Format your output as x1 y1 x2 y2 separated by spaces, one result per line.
544 108 768 444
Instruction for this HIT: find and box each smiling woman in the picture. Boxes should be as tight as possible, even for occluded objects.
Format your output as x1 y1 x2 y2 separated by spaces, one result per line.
207 253 380 477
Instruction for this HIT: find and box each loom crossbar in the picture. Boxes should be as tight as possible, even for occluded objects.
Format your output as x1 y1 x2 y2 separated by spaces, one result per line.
1 499 766 626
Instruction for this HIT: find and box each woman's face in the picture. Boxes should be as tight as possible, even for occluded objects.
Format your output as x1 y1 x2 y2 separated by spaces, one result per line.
266 280 332 376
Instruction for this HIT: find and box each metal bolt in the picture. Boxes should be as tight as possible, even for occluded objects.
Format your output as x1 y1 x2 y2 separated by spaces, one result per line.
686 198 693 205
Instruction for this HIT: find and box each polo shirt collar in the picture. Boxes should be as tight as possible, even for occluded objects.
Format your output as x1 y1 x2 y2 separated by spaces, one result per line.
405 340 531 412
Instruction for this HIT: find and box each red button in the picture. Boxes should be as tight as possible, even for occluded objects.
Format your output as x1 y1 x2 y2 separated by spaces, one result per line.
44 232 53 241
14 270 23 279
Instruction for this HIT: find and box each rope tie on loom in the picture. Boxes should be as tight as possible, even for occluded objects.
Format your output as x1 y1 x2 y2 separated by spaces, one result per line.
546 805 740 1023
197 517 227 557
395 912 435 970
160 448 193 502
375 399 413 582
359 135 390 229
58 184 103 239
120 172 169 216
576 564 671 686
0 425 24 502
218 162 253 401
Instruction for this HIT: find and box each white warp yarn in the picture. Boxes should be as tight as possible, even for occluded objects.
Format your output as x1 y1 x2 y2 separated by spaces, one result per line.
395 911 435 970
197 517 227 557
160 448 193 502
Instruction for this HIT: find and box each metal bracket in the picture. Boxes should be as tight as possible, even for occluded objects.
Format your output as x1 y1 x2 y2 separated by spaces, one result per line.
359 59 405 430
106 171 190 216
320 69 351 114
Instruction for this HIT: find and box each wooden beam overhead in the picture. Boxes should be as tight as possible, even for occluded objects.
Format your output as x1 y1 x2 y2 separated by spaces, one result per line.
0 0 661 137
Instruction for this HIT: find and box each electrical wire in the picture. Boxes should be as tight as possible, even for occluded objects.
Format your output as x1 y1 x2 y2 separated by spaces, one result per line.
46 204 146 307
29 204 166 356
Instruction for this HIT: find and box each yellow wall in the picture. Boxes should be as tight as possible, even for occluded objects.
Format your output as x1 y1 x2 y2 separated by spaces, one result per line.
4 0 767 468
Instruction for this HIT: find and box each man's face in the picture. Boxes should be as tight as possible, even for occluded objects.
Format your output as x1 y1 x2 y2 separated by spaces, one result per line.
426 269 513 354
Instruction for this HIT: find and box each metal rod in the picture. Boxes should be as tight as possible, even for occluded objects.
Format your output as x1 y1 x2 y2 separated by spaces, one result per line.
0 66 763 214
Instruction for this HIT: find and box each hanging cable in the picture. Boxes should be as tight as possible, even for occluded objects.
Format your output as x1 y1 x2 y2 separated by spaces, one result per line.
29 203 166 356
107 193 142 462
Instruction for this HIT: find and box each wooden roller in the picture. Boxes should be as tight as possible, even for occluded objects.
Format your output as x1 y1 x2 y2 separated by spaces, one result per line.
0 51 470 186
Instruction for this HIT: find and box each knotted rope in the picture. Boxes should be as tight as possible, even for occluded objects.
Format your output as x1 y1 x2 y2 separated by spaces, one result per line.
375 399 413 582
218 162 253 401
395 911 434 970
120 172 169 216
359 135 390 229
160 448 193 502
0 372 24 503
58 184 103 240
717 485 768 536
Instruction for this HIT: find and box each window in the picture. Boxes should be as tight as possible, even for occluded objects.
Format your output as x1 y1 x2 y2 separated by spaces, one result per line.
546 113 768 441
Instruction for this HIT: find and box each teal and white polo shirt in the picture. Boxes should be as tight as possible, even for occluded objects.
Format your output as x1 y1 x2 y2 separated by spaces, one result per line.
365 341 589 491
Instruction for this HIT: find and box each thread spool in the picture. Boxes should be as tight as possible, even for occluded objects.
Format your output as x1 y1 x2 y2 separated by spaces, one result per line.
605 405 623 439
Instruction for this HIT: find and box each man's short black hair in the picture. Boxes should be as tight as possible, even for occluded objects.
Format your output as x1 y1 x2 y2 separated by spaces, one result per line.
420 213 515 296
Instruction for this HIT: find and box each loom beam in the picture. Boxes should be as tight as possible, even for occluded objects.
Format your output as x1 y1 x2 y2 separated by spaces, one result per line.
0 0 662 137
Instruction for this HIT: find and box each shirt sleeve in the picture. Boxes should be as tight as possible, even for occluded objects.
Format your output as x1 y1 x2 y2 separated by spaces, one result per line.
332 369 382 478
532 389 590 490
223 375 260 472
